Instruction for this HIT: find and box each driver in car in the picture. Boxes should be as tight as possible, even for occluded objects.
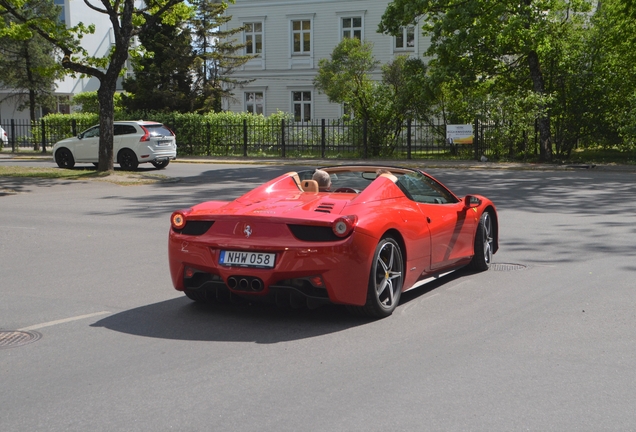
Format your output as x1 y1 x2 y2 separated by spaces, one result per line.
312 169 332 192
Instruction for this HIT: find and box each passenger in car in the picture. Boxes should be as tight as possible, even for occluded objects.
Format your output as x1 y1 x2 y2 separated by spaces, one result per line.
312 169 332 191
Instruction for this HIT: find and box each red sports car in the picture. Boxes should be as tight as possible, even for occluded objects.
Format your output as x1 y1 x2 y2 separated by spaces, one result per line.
168 165 498 318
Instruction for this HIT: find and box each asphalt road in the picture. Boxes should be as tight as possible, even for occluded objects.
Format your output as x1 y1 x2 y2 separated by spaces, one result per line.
1 160 636 431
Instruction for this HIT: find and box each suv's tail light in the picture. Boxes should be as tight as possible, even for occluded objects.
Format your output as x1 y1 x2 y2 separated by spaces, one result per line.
332 215 357 238
139 125 151 142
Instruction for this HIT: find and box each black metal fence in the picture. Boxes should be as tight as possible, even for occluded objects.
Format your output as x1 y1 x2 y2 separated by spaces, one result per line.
1 117 507 160
0 118 94 152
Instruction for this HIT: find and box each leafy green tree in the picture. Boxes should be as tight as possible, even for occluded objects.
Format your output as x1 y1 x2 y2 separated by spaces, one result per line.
0 0 62 126
585 0 636 151
379 0 593 161
315 38 432 156
122 20 194 112
189 0 252 112
122 0 250 114
71 91 123 115
314 38 379 123
0 0 192 171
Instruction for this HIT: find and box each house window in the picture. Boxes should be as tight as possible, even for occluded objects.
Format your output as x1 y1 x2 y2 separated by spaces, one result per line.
292 91 311 121
342 103 354 119
292 20 311 54
245 92 264 114
395 26 415 50
245 22 263 55
54 0 65 24
342 17 362 40
57 96 70 114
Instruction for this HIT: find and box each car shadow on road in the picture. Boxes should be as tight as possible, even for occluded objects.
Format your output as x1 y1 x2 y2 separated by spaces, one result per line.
91 295 372 344
91 268 474 344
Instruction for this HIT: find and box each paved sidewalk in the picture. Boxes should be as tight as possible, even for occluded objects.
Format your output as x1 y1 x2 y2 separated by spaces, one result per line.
2 151 635 172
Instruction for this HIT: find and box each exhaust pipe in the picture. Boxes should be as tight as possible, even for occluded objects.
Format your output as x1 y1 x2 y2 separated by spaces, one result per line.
227 277 237 289
239 278 249 290
250 278 263 291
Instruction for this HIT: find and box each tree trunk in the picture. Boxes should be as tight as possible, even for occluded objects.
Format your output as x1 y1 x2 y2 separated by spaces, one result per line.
527 50 552 162
24 44 40 151
97 84 116 171
91 0 137 172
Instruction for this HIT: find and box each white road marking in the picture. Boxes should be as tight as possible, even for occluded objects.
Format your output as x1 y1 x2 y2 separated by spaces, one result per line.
0 225 36 230
19 311 111 331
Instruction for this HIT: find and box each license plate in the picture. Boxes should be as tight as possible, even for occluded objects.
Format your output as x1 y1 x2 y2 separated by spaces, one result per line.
219 250 275 268
157 140 171 146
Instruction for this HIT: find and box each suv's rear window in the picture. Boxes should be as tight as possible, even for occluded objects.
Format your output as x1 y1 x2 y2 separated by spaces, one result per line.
114 124 137 135
144 124 174 136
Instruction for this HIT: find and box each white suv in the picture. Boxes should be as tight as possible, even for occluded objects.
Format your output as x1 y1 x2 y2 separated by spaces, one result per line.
52 121 177 170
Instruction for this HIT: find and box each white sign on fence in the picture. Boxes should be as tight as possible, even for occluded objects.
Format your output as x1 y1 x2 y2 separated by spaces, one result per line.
446 124 474 145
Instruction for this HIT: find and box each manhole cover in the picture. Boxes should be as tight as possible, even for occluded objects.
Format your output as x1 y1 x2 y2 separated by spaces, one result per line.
491 263 527 271
0 331 42 349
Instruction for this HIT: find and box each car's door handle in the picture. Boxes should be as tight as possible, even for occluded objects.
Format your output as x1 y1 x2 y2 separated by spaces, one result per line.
426 217 431 223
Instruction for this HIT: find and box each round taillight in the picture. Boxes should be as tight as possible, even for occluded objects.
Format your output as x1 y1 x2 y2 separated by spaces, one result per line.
332 216 357 238
171 211 186 230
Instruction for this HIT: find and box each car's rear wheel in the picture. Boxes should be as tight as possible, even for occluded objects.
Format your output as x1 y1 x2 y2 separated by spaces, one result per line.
55 148 75 169
469 211 494 271
118 149 139 171
353 236 404 318
151 160 170 169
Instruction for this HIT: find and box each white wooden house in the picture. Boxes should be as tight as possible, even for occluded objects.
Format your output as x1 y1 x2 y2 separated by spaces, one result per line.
221 0 431 120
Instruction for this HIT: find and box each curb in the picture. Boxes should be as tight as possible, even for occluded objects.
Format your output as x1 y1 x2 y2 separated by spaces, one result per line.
2 152 635 172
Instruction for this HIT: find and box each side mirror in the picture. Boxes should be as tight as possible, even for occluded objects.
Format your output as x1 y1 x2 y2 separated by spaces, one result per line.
77 133 83 139
464 195 481 208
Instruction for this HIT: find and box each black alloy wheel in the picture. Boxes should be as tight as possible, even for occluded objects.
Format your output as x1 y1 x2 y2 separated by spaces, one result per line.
151 160 170 169
469 211 494 271
55 148 75 169
118 149 139 171
355 236 404 319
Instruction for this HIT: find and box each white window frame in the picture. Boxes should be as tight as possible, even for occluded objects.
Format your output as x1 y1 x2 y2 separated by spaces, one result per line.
341 103 354 119
291 90 313 122
341 16 363 40
337 11 366 41
244 22 263 56
287 14 315 68
394 25 416 52
291 19 312 55
244 91 265 115
240 16 266 70
53 0 66 24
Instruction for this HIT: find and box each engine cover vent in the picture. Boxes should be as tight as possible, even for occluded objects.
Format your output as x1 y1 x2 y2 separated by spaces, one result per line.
315 202 335 213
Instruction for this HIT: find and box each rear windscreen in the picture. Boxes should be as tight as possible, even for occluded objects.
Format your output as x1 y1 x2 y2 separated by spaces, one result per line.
144 124 174 136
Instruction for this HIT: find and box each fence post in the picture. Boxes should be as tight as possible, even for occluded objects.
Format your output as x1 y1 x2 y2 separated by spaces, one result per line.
72 119 77 136
473 118 479 161
10 119 15 152
321 119 326 158
206 122 211 156
363 119 368 159
243 119 248 157
281 119 286 158
407 119 412 160
41 119 46 153
534 119 539 155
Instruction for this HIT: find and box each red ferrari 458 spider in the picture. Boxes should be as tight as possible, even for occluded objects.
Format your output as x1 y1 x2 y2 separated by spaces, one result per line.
168 165 498 318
